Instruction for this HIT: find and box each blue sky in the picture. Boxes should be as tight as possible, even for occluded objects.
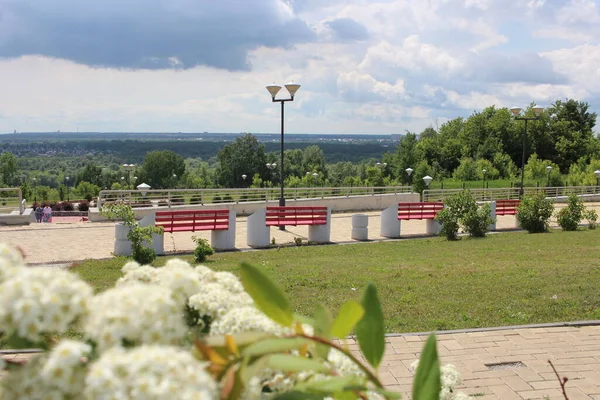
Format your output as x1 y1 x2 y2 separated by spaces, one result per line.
0 0 599 134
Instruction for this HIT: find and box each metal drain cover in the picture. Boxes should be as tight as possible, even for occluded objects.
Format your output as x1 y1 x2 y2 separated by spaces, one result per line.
485 361 526 370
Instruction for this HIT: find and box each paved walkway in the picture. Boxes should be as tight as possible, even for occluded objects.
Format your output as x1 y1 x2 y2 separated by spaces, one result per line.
3 323 600 398
2 202 598 264
2 203 600 398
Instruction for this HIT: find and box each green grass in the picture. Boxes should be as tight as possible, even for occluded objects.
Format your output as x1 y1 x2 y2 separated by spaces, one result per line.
71 228 600 334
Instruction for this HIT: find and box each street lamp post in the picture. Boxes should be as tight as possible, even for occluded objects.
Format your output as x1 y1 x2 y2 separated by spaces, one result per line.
266 81 301 230
594 170 600 192
482 169 487 189
241 174 247 187
546 165 553 187
266 163 277 190
122 164 135 190
510 105 544 198
405 168 414 192
65 176 70 201
33 178 37 202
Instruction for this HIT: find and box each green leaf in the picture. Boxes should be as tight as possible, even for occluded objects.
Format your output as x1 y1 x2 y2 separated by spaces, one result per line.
313 303 333 360
273 391 324 400
355 283 385 369
295 375 365 394
240 262 293 327
242 338 309 357
266 354 330 373
412 334 441 400
373 388 403 399
330 300 364 339
294 314 316 326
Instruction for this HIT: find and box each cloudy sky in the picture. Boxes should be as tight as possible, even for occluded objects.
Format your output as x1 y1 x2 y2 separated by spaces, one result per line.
0 0 599 135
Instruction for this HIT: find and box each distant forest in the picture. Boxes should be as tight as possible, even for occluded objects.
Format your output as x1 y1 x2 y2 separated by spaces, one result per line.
0 140 391 164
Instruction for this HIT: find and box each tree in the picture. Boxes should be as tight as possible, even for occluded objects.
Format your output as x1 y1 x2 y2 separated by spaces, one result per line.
138 150 186 189
216 134 268 188
302 145 327 176
76 163 103 187
0 152 18 186
395 132 421 183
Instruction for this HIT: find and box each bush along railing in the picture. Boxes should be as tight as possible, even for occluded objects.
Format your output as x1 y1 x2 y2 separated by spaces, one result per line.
0 243 484 399
516 193 555 233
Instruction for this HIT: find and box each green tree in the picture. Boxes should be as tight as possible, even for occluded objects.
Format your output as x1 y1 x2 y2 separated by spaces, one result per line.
216 134 267 188
395 132 421 183
0 152 18 186
76 163 103 187
138 150 186 189
452 157 478 181
302 145 327 176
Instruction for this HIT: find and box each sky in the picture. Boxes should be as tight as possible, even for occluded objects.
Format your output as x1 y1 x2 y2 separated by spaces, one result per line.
0 0 599 135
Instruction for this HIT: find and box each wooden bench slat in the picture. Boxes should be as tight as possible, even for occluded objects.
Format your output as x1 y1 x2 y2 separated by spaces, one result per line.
265 206 328 226
396 202 443 221
156 209 229 232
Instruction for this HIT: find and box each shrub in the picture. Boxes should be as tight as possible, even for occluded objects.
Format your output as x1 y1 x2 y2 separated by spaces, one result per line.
462 202 494 237
212 196 222 204
50 202 61 211
101 203 162 264
192 237 214 263
516 193 554 233
556 194 585 231
585 209 598 229
61 201 75 211
170 197 185 205
158 200 169 207
222 194 234 203
294 237 303 246
77 200 90 212
435 190 494 240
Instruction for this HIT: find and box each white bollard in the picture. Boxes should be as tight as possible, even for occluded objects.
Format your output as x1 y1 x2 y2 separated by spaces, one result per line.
247 208 270 248
113 222 132 256
351 214 369 241
308 208 332 243
425 219 442 235
212 210 237 250
380 205 400 238
489 201 497 231
140 213 164 256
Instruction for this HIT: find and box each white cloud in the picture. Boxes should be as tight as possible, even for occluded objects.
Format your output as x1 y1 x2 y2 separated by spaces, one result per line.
0 0 599 134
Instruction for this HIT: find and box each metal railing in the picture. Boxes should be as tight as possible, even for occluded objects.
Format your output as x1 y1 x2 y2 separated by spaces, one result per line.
0 188 23 214
97 186 413 209
423 186 600 202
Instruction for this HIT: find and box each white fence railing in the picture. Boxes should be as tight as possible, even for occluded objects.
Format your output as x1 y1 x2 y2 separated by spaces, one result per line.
97 186 413 209
0 188 23 214
423 186 600 202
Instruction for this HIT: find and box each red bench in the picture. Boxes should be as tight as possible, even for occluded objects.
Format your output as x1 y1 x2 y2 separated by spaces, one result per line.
155 209 229 233
266 206 328 226
398 202 444 220
495 199 520 216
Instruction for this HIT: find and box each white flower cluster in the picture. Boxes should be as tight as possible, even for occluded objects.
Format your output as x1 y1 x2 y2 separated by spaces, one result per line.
0 268 92 342
117 259 204 306
85 345 217 400
188 282 253 321
84 284 187 350
0 341 91 400
210 306 292 336
199 269 245 293
41 340 91 395
411 360 472 400
0 243 24 283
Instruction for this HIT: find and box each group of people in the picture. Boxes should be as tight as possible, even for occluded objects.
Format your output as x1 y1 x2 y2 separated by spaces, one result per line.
34 204 53 223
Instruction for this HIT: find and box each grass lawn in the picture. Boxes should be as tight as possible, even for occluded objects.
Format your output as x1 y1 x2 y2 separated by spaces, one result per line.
72 229 600 334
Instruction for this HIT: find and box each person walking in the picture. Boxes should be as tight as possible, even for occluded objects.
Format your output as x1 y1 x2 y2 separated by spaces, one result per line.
35 205 43 223
42 203 52 223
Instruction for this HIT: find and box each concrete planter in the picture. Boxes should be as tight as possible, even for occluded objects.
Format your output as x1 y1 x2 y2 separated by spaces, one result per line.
114 222 133 256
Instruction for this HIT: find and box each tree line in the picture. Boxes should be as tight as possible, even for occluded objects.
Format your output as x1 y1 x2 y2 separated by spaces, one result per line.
2 97 599 203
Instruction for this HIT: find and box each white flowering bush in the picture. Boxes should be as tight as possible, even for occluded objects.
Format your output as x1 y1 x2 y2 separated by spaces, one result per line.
0 267 92 344
84 284 187 350
85 345 216 400
0 245 466 399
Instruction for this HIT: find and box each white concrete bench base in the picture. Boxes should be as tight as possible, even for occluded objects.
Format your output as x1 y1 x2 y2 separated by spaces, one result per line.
247 208 332 248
